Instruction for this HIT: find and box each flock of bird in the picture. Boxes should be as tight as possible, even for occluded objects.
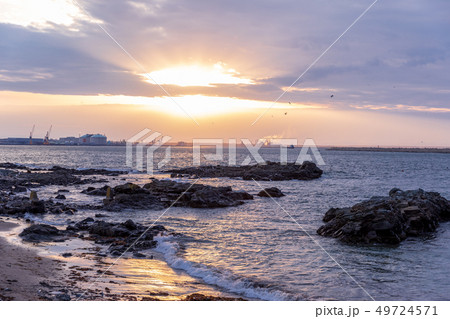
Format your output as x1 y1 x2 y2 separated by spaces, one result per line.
282 94 334 116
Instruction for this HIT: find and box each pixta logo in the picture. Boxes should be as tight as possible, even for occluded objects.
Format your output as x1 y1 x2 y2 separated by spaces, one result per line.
126 128 172 174
126 129 325 174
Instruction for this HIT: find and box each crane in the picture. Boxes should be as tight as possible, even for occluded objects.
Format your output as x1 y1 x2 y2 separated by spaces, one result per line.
43 125 52 145
29 125 35 145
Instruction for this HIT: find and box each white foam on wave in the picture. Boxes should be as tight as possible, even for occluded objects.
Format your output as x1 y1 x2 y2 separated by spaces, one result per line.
154 235 293 301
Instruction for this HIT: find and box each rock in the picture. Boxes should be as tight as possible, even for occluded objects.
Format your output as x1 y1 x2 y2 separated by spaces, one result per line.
0 163 28 170
57 189 70 193
113 183 143 194
145 179 253 208
189 188 243 208
257 187 285 198
11 185 27 193
61 252 72 258
0 195 47 215
87 220 166 254
151 225 166 232
0 163 119 191
50 166 127 176
228 190 254 200
29 200 46 214
106 187 112 199
19 224 68 243
183 293 246 301
317 189 450 244
55 194 66 200
94 213 109 218
67 217 94 231
88 221 128 237
166 161 323 181
30 191 39 201
55 293 71 301
82 185 110 196
103 192 164 211
103 180 253 211
16 171 91 187
123 219 137 230
141 296 160 301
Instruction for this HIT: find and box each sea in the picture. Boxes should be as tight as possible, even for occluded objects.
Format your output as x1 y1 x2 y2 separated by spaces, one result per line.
1 145 450 301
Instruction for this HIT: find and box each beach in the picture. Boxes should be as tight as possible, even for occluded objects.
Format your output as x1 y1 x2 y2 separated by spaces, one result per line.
0 218 244 301
0 220 66 301
1 146 450 301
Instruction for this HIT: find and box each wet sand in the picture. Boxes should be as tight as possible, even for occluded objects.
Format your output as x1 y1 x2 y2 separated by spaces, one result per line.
0 221 66 301
0 220 244 301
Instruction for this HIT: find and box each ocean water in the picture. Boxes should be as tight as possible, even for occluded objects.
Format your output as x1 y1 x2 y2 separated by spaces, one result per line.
1 145 450 300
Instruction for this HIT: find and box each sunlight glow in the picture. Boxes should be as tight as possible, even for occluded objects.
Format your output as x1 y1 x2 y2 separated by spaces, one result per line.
149 95 314 117
0 91 321 118
0 0 100 30
143 63 254 87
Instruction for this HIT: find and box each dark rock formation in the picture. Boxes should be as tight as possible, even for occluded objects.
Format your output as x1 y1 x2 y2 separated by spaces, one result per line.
82 185 109 196
103 192 164 212
166 161 323 181
55 293 71 301
0 163 126 191
0 196 46 215
11 185 27 193
317 188 450 244
0 194 77 216
21 217 168 256
100 180 254 211
19 224 69 243
0 163 28 170
183 293 246 301
49 166 127 176
257 187 285 198
67 218 168 255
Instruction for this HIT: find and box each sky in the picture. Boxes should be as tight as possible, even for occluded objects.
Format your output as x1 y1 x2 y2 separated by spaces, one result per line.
0 0 449 146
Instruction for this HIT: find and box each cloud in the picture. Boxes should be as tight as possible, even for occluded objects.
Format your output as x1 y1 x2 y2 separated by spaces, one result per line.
0 0 450 114
0 69 53 82
0 0 101 31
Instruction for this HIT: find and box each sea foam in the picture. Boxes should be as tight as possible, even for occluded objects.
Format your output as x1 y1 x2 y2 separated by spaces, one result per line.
154 235 293 301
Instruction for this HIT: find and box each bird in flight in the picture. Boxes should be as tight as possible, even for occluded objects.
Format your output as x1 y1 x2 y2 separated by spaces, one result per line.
330 94 334 98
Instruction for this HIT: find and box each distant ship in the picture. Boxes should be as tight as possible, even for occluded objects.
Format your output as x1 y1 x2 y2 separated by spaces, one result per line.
288 145 295 149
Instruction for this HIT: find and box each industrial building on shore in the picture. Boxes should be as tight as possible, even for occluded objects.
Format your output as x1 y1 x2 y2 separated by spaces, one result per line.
0 134 108 146
79 134 107 145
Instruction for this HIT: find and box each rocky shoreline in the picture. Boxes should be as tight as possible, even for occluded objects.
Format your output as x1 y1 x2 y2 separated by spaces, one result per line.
317 188 450 244
1 219 247 301
167 161 323 181
0 162 276 301
99 179 255 211
3 160 450 301
19 218 170 258
0 163 123 192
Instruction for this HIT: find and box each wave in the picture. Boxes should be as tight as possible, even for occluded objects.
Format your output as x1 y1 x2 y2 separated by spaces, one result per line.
154 235 294 301
24 213 68 226
76 167 133 173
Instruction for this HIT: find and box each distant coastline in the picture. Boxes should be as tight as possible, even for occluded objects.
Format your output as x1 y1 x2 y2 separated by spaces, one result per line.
328 147 450 154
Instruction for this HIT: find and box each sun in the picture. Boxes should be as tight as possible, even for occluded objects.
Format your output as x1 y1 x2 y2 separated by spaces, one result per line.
142 63 254 87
